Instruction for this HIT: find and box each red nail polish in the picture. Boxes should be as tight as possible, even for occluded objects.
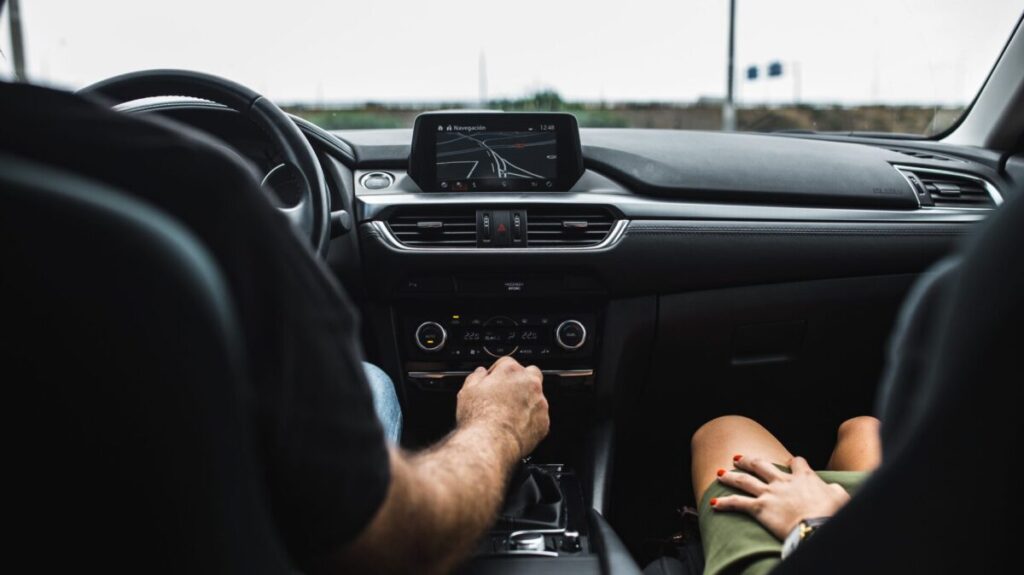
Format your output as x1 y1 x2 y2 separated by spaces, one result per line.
733 454 743 462
716 468 726 477
710 498 718 506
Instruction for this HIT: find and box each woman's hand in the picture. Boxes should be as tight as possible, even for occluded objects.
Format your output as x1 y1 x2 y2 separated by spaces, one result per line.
711 455 850 540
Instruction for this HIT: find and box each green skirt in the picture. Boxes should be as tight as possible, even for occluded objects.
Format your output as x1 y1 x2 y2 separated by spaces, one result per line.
698 468 868 575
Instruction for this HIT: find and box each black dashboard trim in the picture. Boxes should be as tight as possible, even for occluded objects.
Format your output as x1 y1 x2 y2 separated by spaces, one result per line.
625 221 970 237
360 217 973 298
355 170 991 225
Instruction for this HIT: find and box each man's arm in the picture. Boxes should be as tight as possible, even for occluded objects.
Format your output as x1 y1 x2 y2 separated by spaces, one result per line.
313 357 549 575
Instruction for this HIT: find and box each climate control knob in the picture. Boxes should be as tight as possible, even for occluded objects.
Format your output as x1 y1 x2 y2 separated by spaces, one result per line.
415 321 447 352
555 319 587 350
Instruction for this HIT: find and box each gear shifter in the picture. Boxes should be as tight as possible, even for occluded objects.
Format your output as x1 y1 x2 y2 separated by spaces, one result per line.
496 463 566 531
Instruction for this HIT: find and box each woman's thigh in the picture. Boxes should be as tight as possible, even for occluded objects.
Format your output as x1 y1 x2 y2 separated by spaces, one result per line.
690 415 794 503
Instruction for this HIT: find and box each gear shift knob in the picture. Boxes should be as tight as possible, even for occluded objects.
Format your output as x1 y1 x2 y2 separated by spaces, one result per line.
497 464 566 531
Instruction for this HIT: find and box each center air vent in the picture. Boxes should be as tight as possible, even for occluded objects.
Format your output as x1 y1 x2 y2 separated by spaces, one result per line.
386 211 477 247
526 207 616 247
383 206 620 249
897 167 999 209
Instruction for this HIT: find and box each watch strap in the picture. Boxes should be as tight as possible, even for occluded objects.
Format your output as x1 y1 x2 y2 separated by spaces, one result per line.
781 517 829 559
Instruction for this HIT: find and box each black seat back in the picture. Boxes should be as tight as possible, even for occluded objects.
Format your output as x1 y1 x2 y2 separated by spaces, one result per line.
1 154 289 573
776 188 1024 572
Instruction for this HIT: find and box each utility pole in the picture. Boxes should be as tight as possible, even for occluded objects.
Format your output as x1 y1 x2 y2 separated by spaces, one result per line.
723 0 736 131
478 51 488 108
8 0 27 81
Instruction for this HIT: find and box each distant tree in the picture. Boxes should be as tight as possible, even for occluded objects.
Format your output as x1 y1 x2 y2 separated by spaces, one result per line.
528 90 564 110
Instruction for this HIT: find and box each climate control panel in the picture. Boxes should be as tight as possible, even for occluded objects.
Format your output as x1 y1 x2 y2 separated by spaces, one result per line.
403 312 597 363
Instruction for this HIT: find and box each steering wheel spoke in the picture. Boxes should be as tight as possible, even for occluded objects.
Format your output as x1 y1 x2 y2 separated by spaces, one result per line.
78 69 331 256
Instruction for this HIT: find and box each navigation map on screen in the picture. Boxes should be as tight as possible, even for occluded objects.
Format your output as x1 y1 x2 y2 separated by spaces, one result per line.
435 126 557 190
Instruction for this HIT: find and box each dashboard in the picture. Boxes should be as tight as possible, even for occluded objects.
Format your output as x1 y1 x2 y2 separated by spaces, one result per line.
132 103 1017 388
127 101 1021 568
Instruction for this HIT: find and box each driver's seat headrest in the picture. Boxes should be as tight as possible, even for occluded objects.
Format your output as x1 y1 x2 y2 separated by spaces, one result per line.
0 154 289 574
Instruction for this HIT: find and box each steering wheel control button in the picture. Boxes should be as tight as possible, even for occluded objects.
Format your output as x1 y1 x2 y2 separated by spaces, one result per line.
360 172 394 190
555 320 587 350
415 322 447 352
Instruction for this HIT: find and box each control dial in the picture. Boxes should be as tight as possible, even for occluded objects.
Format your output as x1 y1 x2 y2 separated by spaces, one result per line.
484 316 519 358
415 321 447 352
555 320 587 350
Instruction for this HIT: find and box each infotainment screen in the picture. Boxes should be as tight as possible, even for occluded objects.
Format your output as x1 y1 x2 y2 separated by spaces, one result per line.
409 112 584 192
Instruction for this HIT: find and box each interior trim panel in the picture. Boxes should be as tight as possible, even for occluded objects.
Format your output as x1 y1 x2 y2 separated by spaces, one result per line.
354 170 994 225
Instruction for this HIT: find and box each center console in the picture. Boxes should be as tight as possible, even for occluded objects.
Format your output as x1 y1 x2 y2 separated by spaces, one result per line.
356 112 643 574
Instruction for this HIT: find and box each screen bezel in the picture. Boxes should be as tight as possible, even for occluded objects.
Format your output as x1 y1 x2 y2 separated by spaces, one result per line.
409 112 584 192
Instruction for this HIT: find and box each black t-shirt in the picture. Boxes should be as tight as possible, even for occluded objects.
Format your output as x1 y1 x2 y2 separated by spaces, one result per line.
0 82 390 560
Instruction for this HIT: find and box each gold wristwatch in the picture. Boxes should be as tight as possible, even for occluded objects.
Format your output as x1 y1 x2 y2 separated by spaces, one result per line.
781 517 829 559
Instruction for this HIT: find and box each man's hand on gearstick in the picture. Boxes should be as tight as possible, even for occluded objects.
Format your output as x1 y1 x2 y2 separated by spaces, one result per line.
456 356 550 460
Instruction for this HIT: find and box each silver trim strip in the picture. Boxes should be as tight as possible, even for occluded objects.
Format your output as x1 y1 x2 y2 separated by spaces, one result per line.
370 219 628 253
407 370 470 380
407 369 594 379
356 170 993 224
893 164 1004 207
509 528 568 538
542 369 594 378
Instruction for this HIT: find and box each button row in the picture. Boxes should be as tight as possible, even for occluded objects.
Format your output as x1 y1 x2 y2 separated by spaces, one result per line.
446 345 557 360
414 317 588 358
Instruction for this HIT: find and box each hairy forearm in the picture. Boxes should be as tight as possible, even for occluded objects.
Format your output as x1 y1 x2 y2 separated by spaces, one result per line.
321 422 519 574
405 422 519 566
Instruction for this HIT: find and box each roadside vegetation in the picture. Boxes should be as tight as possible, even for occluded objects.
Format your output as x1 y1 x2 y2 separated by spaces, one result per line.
287 90 962 135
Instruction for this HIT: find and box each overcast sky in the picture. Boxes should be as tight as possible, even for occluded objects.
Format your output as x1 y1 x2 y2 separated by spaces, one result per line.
2 0 1021 105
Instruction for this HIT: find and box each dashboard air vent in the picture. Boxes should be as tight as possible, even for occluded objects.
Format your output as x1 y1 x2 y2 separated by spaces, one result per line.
526 207 616 247
386 210 477 247
897 168 998 209
886 147 961 162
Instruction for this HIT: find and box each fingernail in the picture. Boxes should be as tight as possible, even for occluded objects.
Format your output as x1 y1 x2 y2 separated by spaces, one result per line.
733 454 743 462
710 498 718 506
716 468 726 477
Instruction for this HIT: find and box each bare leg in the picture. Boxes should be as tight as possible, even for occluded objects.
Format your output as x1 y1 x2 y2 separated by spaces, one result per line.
826 416 882 472
690 415 794 503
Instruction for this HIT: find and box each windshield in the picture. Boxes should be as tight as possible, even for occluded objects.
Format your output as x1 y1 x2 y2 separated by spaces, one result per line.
2 0 1021 135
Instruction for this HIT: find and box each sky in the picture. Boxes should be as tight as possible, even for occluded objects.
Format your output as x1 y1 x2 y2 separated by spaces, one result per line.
1 0 1022 106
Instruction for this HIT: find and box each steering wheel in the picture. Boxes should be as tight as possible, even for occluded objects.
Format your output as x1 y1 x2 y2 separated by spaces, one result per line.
78 69 331 257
